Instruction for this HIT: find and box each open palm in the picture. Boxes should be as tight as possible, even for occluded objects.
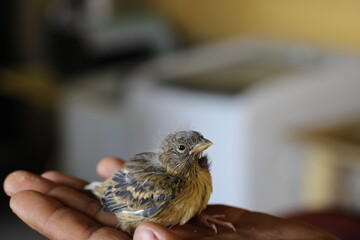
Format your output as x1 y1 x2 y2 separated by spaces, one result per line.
4 157 338 240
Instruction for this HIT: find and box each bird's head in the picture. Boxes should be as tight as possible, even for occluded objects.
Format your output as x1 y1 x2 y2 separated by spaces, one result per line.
158 130 212 178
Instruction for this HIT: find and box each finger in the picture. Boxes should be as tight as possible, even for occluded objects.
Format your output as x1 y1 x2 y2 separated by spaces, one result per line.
4 170 52 197
4 170 117 227
10 190 130 240
205 205 339 240
134 222 181 240
96 157 125 179
42 170 88 190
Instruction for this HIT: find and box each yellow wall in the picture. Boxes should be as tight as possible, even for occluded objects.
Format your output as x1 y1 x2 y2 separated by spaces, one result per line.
152 0 360 52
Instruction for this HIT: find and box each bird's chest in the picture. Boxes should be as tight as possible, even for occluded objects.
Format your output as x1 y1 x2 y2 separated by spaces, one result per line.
162 168 212 225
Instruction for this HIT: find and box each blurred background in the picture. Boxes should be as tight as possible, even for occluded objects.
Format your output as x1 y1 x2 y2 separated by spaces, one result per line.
1 0 360 239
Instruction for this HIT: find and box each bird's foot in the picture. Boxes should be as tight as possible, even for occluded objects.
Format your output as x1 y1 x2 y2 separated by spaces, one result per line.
195 213 236 233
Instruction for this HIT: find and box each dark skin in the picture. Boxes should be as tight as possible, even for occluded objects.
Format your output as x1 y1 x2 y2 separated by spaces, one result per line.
3 157 339 240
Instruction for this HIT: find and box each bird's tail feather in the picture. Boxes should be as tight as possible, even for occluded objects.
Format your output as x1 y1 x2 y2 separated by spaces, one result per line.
84 181 105 199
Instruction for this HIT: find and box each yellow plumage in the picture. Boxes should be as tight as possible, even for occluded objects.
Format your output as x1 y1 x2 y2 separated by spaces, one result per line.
85 130 229 235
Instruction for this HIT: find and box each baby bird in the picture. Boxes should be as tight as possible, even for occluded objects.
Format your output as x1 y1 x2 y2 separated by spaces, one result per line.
85 130 235 235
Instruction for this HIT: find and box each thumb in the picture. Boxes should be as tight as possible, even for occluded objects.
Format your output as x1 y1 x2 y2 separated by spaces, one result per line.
133 222 181 240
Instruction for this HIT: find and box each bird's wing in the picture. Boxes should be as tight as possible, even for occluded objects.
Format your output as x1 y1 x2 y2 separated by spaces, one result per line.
101 154 183 218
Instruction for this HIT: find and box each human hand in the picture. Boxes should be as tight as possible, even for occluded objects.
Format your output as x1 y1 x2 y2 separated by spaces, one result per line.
4 157 339 240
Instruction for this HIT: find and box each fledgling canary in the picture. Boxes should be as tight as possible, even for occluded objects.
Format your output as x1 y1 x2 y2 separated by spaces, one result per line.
85 130 235 235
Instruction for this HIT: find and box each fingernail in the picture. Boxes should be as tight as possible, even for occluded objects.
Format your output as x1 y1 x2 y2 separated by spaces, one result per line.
140 229 158 240
4 171 25 196
134 227 158 240
13 171 26 183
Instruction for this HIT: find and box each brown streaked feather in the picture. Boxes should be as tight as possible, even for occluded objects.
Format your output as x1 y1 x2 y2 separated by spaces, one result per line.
100 153 184 219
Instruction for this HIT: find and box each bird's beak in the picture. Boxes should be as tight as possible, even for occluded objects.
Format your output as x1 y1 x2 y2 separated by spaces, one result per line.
189 139 213 155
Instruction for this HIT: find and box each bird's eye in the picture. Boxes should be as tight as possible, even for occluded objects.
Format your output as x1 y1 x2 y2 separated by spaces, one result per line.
176 145 186 153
